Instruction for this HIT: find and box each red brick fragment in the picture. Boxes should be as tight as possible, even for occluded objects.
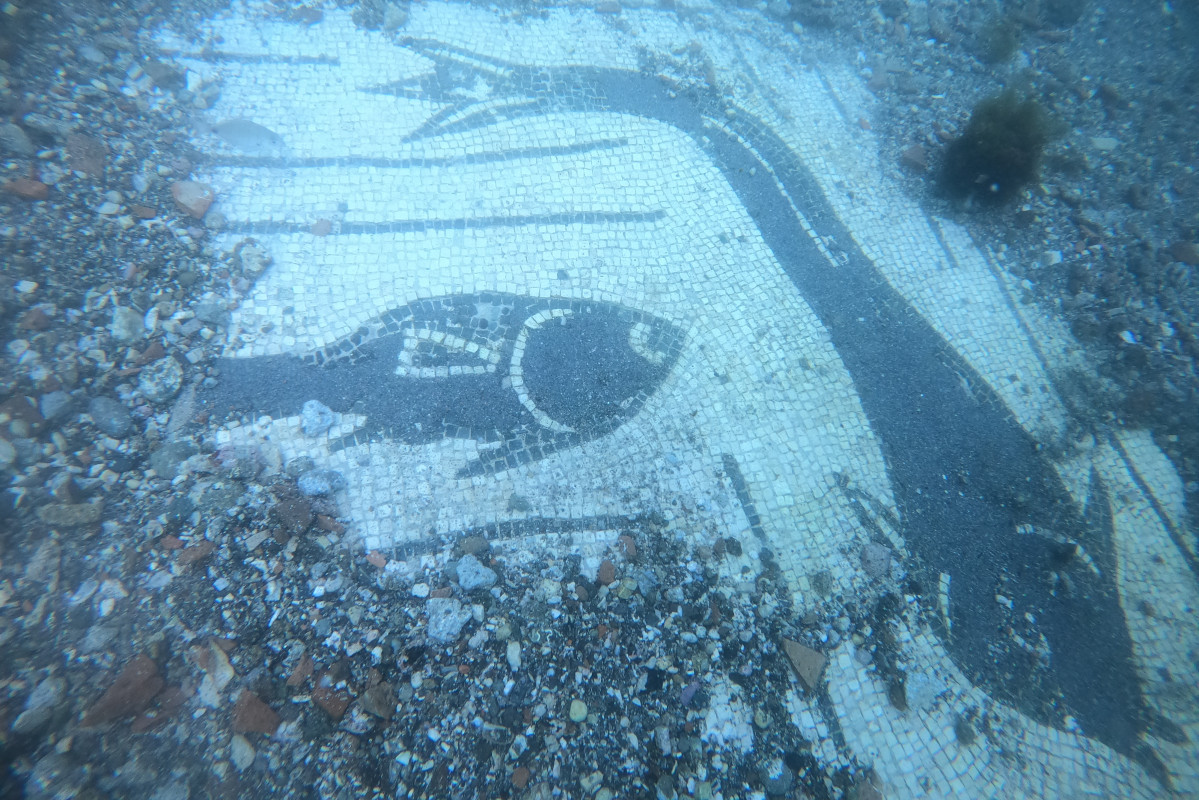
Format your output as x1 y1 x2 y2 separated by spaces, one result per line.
177 539 216 568
286 652 314 687
4 177 49 200
511 767 531 789
0 395 44 429
315 514 344 533
19 308 52 331
131 683 191 733
597 559 616 586
617 534 637 559
66 132 107 177
274 498 313 535
137 341 166 365
82 654 164 726
312 682 351 720
171 180 215 218
231 690 280 734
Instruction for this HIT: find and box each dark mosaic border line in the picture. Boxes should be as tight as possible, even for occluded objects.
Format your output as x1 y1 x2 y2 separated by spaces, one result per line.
720 454 766 542
721 452 851 756
380 513 659 561
219 210 664 236
158 48 340 65
200 137 631 170
372 40 1171 781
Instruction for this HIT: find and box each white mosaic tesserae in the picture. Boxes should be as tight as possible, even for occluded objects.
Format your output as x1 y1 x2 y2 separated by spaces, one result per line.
154 1 1199 797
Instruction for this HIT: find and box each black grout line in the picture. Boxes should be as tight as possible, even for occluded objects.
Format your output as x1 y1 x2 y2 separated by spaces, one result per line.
158 49 340 65
220 210 665 235
200 138 631 170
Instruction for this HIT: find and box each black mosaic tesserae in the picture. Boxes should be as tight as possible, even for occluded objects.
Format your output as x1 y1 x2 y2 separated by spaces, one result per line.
938 90 1051 206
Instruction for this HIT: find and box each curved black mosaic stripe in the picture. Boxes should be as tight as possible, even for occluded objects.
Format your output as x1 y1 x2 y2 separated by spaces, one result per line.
388 39 1168 781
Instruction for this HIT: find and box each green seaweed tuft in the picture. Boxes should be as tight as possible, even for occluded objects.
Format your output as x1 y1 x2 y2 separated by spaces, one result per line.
938 90 1051 207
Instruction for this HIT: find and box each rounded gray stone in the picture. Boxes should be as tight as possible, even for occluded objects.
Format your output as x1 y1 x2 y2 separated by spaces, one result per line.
0 122 34 156
139 356 184 403
87 396 133 438
286 456 316 477
456 553 498 591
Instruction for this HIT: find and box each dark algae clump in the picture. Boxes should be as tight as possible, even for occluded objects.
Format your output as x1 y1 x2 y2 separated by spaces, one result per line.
939 90 1051 207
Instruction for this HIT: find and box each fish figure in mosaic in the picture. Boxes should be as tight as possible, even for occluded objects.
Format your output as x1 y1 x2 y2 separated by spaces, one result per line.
205 293 685 478
362 41 1171 781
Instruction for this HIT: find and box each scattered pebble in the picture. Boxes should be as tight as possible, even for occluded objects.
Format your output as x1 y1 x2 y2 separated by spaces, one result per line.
109 306 145 342
35 501 104 528
0 122 35 156
138 356 184 403
12 677 67 735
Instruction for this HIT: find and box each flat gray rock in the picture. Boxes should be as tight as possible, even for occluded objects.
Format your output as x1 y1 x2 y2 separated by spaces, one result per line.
301 399 335 437
88 396 132 438
297 468 346 496
860 543 892 579
456 553 498 591
426 597 471 642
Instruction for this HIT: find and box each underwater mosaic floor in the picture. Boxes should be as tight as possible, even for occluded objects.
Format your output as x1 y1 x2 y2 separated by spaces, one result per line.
156 1 1199 797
